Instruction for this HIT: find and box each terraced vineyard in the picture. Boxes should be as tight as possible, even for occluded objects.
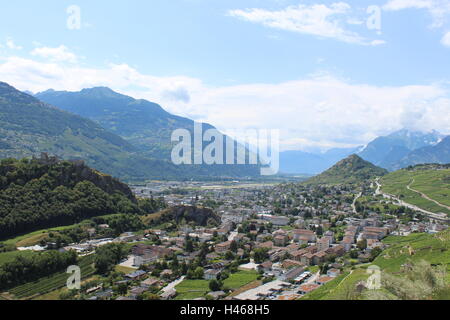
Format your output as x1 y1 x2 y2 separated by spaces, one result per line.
381 166 450 215
8 255 96 299
301 230 450 300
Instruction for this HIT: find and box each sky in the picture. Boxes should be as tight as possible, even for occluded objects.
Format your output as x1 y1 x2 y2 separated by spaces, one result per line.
0 0 449 152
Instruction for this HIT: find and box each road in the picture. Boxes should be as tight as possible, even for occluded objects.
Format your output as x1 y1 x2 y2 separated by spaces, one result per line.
374 178 448 222
352 192 363 214
161 276 185 295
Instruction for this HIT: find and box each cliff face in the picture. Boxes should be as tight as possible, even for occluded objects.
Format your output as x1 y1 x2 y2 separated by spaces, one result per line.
0 155 136 202
72 162 136 202
0 157 140 239
170 206 221 226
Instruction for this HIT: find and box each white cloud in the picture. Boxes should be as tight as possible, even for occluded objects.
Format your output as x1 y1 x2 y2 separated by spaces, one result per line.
228 3 384 46
0 55 449 151
30 45 78 63
441 31 450 46
383 0 450 28
5 38 23 50
383 0 433 10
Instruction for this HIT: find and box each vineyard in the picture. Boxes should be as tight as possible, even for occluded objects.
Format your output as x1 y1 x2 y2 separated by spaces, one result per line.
8 254 96 299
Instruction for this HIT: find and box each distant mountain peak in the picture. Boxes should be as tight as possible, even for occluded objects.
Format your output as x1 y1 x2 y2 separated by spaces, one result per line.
304 154 388 185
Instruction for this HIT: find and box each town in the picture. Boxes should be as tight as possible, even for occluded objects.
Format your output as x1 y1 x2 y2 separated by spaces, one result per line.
15 179 446 301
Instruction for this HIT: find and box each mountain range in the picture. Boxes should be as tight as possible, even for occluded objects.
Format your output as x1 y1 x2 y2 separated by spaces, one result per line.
281 129 449 174
35 87 201 160
1 80 448 180
0 82 259 181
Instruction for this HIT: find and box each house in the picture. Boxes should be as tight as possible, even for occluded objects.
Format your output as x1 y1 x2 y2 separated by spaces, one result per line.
341 237 354 252
298 284 320 295
257 261 273 273
317 237 331 251
327 269 340 277
301 253 314 266
204 269 222 280
208 291 226 300
293 229 316 243
129 286 148 298
282 259 304 269
215 241 232 253
279 267 305 282
125 270 147 280
316 276 335 285
141 278 160 288
132 244 173 266
95 289 114 300
257 241 274 250
312 251 327 265
160 288 177 300
274 235 288 247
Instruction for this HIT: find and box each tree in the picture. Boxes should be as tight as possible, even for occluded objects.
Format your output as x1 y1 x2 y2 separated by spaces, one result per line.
370 247 382 261
225 251 235 260
194 267 204 279
357 239 367 251
253 248 270 264
230 241 238 253
209 279 222 292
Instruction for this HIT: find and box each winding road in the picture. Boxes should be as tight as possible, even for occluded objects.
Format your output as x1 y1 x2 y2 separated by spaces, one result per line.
374 178 449 222
407 179 450 211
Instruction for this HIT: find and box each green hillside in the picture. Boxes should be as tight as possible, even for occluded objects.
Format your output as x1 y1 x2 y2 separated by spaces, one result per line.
302 230 450 300
304 154 388 186
381 164 450 215
34 86 260 178
0 157 143 239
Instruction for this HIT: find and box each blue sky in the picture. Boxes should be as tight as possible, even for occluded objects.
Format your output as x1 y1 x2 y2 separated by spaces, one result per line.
0 0 449 151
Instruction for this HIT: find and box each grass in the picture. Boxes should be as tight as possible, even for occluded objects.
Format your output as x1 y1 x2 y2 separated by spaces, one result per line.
223 270 259 290
381 167 450 215
300 272 350 300
174 279 210 300
302 230 450 300
228 280 262 298
115 265 137 274
373 231 450 277
0 250 37 266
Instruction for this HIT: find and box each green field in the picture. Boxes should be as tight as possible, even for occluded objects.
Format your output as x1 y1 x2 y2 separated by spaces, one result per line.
174 279 210 300
381 167 450 215
6 254 96 299
373 232 450 278
302 230 450 300
0 250 37 266
301 270 368 300
223 271 259 290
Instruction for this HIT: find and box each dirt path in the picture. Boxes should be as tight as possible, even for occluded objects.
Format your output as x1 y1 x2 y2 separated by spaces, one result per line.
352 192 363 214
407 179 450 211
374 178 448 222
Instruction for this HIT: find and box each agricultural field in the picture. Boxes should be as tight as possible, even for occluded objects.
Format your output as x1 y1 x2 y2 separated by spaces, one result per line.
223 270 259 290
381 167 450 215
302 230 450 300
174 279 210 300
5 254 96 300
301 270 367 300
373 231 450 279
0 250 37 266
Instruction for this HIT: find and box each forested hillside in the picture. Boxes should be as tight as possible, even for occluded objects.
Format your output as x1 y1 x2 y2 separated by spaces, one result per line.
0 157 143 239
